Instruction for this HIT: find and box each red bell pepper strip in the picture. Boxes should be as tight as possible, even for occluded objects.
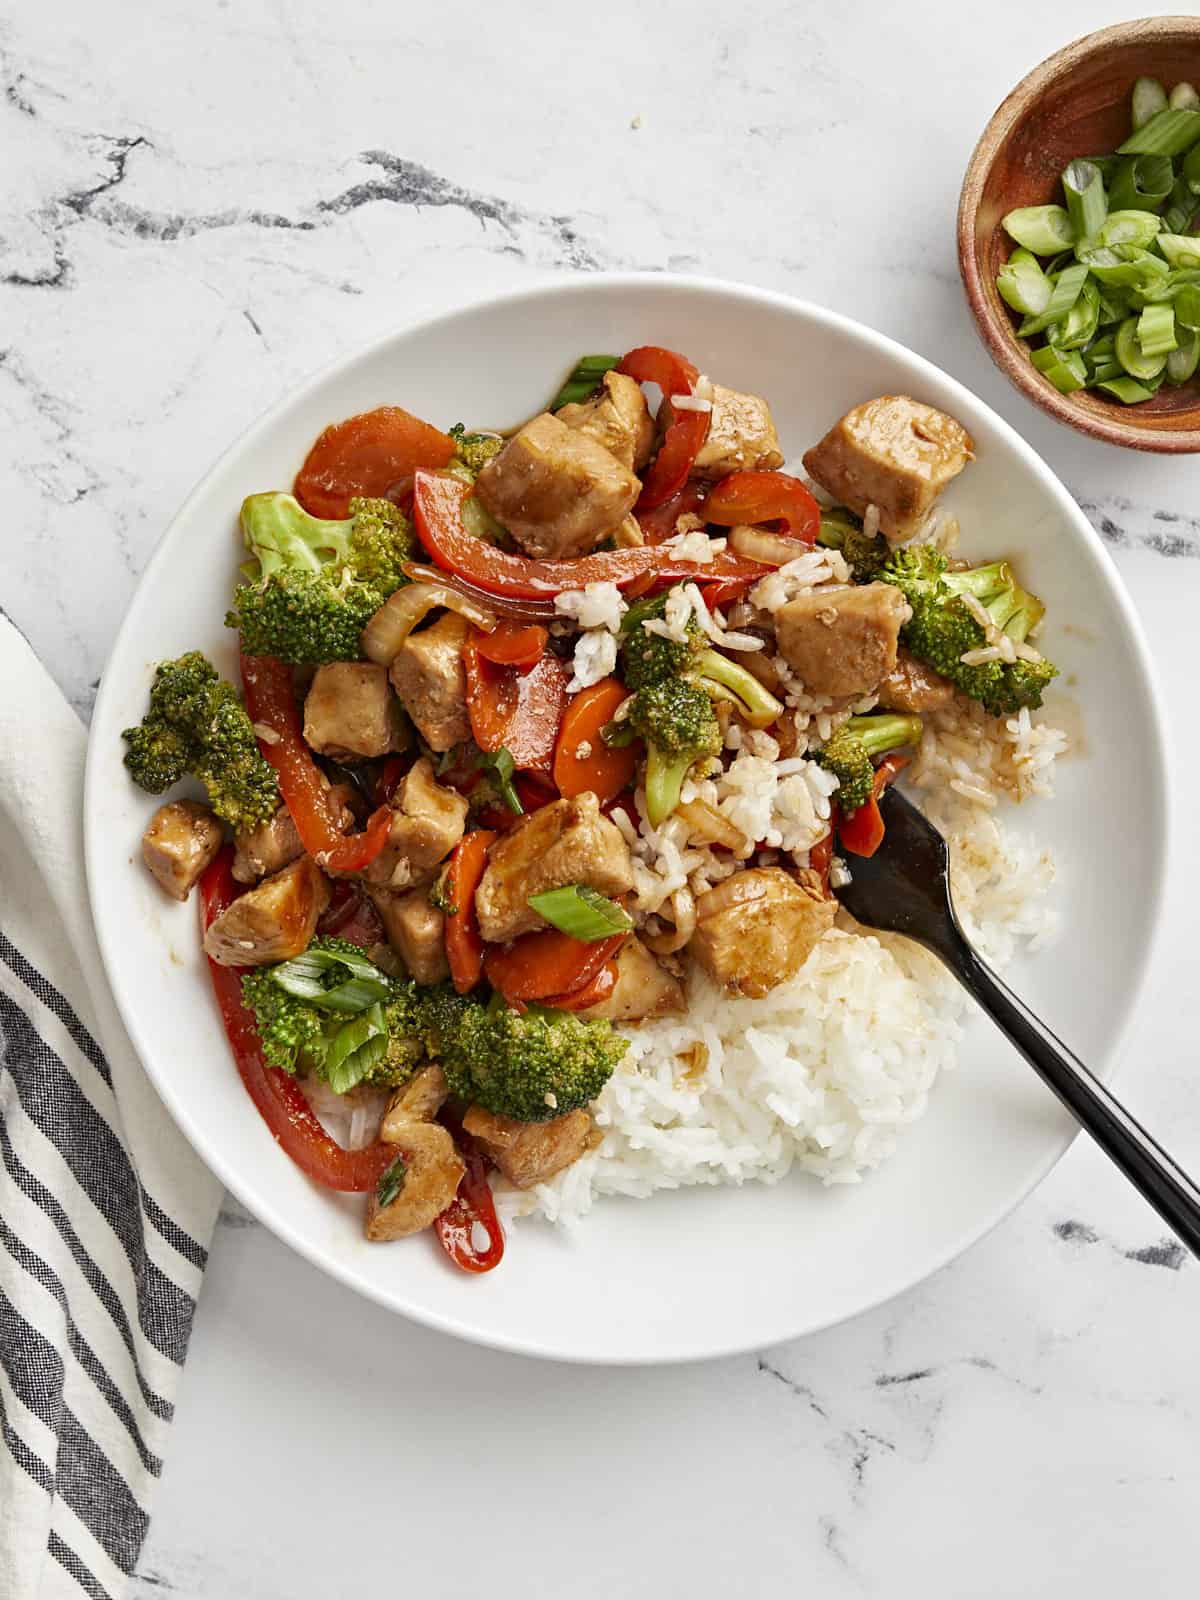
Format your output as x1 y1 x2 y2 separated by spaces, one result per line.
617 346 711 509
541 959 618 1012
414 472 766 601
635 481 709 544
317 882 386 948
463 635 567 774
485 928 627 1006
808 826 836 898
434 1141 505 1273
474 621 548 671
294 405 456 519
375 755 408 805
443 829 497 994
198 851 399 1192
837 754 911 859
240 653 393 873
702 470 821 545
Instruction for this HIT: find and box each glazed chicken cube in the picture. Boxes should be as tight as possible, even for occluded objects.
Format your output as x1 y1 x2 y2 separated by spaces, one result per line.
303 662 404 762
475 411 640 559
363 757 468 891
202 856 330 967
232 805 302 885
802 396 973 543
141 800 223 901
774 583 909 698
876 647 956 714
578 936 685 1023
474 792 634 944
365 1120 465 1241
461 1105 595 1190
690 867 835 998
388 612 471 753
367 885 449 985
381 1066 450 1139
557 370 654 472
661 383 784 479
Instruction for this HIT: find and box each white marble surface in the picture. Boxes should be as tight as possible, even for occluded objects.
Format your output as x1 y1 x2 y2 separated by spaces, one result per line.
6 0 1200 1592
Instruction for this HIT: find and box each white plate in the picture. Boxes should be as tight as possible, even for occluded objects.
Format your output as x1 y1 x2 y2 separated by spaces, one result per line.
85 275 1169 1364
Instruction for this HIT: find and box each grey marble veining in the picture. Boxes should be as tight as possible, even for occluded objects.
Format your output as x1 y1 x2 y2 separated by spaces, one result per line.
5 1 1200 1594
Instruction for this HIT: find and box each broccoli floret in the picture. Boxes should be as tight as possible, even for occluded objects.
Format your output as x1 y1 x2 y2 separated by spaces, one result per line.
620 590 782 723
122 651 279 830
880 548 1058 717
628 678 723 827
240 970 327 1072
815 713 924 813
817 507 891 582
449 423 505 476
227 492 417 663
438 998 627 1123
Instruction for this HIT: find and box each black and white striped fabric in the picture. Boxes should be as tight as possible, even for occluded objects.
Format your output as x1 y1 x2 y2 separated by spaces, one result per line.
0 619 221 1599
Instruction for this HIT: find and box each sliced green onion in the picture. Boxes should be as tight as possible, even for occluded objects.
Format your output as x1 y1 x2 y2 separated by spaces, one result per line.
476 746 523 814
1031 345 1087 393
270 947 391 1013
1052 278 1101 350
376 1154 407 1209
527 883 634 941
1175 284 1200 329
1166 328 1200 384
1097 375 1161 403
1002 205 1076 254
1132 77 1168 130
322 1003 389 1094
1079 245 1170 289
1095 209 1163 249
1017 261 1089 336
996 248 1051 315
1115 314 1168 379
1118 106 1200 157
1096 286 1131 324
1170 82 1200 111
551 354 621 410
1155 233 1200 268
600 718 638 749
1136 302 1178 357
1107 154 1173 213
1183 143 1200 195
1062 159 1108 238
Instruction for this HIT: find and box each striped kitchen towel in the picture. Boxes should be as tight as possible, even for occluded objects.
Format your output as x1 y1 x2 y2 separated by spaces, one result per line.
0 617 222 1600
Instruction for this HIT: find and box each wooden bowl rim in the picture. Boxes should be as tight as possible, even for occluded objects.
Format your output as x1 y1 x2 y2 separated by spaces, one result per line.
957 16 1200 454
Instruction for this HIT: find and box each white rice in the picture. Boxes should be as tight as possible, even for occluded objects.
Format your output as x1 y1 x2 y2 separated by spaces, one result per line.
498 695 1068 1226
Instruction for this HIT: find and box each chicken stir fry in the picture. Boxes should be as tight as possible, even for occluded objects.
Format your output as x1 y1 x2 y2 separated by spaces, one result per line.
124 345 1058 1275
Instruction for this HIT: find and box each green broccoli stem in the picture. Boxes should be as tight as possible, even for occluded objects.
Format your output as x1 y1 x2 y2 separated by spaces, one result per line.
644 744 695 827
847 713 925 760
240 492 355 576
693 648 782 728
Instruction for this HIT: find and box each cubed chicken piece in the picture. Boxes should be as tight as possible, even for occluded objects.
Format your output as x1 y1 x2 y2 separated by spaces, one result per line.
802 396 973 543
578 936 685 1022
876 647 956 714
661 383 784 479
774 583 909 698
557 371 654 472
690 867 835 998
388 612 471 754
475 792 634 944
368 886 449 984
365 1121 465 1240
475 411 640 560
462 1105 595 1190
141 800 223 901
303 662 404 762
363 757 468 891
233 786 357 884
202 856 330 967
381 1066 450 1140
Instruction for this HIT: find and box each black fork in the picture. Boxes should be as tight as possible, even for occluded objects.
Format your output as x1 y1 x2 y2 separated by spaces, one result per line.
834 787 1200 1258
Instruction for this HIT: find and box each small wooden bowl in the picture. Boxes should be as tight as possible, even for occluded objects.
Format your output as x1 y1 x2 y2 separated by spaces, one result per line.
958 17 1200 453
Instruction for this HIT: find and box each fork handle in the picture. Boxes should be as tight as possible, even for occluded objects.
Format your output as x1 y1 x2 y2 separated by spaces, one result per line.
944 936 1200 1258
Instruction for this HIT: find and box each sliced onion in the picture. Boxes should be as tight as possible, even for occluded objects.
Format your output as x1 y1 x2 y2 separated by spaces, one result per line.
642 888 696 955
695 870 770 923
729 523 814 568
402 562 559 623
676 799 749 854
361 582 497 666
